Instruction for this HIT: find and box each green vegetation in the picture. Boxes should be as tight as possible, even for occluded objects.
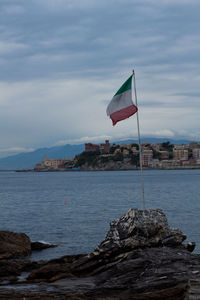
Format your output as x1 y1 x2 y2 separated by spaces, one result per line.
130 143 139 150
100 156 110 163
75 150 100 167
112 152 123 161
75 142 141 168
130 154 139 166
109 144 120 154
153 150 161 159
73 140 184 169
161 141 174 152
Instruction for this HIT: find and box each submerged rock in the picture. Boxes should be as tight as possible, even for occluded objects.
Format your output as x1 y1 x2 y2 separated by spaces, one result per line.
31 241 57 251
0 208 199 299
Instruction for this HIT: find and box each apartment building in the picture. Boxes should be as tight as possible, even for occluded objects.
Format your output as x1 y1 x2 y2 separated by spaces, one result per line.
85 140 110 153
100 140 110 153
43 158 64 168
173 149 188 160
85 143 99 152
159 151 170 160
193 148 200 161
142 149 153 167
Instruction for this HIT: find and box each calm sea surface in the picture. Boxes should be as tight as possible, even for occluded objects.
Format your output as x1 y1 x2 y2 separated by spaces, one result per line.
0 169 200 260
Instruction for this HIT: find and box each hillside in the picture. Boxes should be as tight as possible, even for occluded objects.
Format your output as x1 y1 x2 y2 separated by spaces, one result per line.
0 144 84 170
0 138 193 170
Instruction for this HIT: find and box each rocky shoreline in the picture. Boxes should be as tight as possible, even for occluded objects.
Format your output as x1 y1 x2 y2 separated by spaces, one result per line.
0 209 200 299
16 165 200 173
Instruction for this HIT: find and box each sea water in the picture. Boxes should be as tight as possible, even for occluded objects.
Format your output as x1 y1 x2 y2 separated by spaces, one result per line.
0 169 199 260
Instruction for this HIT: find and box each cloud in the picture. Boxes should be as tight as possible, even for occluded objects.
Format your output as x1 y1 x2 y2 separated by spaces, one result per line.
153 129 175 138
56 135 112 145
144 0 199 4
0 147 34 153
0 69 199 153
172 92 200 98
0 147 35 158
0 0 199 157
0 41 28 55
1 4 25 15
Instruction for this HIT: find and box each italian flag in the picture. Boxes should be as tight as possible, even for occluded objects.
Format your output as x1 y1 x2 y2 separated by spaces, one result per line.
106 75 138 126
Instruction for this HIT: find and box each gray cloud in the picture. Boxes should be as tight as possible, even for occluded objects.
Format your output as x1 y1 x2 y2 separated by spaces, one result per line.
0 0 200 157
172 92 200 98
1 0 199 80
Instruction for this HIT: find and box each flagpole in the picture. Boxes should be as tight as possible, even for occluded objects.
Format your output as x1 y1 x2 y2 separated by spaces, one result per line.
132 70 145 210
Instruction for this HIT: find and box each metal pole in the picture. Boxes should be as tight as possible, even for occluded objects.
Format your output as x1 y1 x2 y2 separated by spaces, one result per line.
132 70 145 209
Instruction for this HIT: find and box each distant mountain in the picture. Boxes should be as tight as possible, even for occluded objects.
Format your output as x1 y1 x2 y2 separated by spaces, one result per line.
114 138 193 145
0 144 84 170
0 137 195 170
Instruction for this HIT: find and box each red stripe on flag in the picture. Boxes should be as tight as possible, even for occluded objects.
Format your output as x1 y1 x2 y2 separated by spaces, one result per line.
110 105 138 126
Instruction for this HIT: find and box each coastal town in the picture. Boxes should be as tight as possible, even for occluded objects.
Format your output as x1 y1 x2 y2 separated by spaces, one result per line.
34 140 200 171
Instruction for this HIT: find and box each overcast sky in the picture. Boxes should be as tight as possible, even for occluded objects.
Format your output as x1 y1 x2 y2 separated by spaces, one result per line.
0 0 200 157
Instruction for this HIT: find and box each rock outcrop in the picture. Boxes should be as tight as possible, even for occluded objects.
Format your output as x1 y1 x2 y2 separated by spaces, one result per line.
92 208 186 254
0 209 200 299
0 231 31 259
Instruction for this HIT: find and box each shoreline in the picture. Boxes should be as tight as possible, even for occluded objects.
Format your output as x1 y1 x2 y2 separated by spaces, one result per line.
0 208 200 299
14 166 200 172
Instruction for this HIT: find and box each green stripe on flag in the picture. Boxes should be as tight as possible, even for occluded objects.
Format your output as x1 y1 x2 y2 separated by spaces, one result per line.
114 75 132 96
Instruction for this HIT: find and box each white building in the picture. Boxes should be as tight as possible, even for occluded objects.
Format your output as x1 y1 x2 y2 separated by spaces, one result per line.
193 148 200 161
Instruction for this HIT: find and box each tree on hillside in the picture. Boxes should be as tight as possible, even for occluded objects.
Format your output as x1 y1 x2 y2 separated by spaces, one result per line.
130 154 139 166
153 150 161 159
130 143 139 150
109 144 120 154
112 152 123 161
161 141 174 152
75 150 100 167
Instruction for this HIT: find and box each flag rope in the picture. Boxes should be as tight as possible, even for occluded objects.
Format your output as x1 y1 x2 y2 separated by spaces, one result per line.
132 70 145 209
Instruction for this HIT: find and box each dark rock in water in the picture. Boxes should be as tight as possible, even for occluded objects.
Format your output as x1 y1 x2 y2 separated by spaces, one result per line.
31 241 57 251
183 242 196 252
0 208 199 299
0 231 31 259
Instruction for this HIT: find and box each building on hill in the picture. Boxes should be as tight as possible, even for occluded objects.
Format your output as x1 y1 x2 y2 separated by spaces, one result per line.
196 159 200 165
43 158 65 169
100 140 110 153
85 140 110 153
152 143 162 152
189 142 200 149
122 149 129 157
160 159 179 169
131 147 139 155
148 159 160 169
35 158 65 170
85 143 99 152
142 149 153 167
174 144 189 150
159 151 170 160
173 149 188 160
114 148 121 155
193 148 200 161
